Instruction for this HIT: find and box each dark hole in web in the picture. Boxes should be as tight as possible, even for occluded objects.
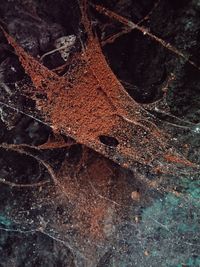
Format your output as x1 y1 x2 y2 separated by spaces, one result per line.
99 135 119 147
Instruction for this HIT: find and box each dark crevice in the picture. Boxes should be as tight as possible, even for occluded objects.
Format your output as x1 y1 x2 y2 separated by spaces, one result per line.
99 135 119 147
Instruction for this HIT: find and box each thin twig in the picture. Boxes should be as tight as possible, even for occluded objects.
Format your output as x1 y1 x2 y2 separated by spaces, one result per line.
102 0 161 46
94 4 200 71
0 177 49 188
0 143 57 187
0 100 50 127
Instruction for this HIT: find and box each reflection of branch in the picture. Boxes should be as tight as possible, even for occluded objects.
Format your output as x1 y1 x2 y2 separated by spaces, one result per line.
39 230 86 262
0 226 86 262
0 227 37 234
0 143 57 188
0 146 50 188
0 100 49 127
102 27 130 46
102 0 161 46
88 179 122 207
0 177 49 188
94 4 200 71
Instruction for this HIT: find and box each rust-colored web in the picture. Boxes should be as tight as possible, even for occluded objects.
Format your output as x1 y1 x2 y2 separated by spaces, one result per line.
0 1 199 265
0 0 197 175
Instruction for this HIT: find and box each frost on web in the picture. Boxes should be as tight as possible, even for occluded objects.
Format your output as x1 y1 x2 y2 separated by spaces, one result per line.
0 0 199 266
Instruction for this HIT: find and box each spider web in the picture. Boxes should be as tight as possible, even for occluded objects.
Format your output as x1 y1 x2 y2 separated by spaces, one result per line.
0 0 199 266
